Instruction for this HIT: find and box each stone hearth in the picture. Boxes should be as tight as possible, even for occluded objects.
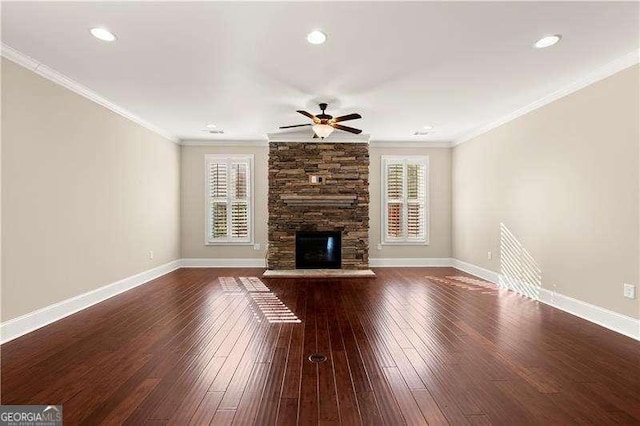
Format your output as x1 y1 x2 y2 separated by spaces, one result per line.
262 269 376 278
267 142 369 270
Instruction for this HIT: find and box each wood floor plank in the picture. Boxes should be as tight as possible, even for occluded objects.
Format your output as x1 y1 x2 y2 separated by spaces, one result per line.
166 356 227 425
339 286 407 425
316 285 341 425
256 328 295 423
190 391 225 425
256 287 300 424
382 367 428 425
211 409 237 425
99 378 161 425
325 285 364 426
279 289 307 400
298 283 319 426
277 397 300 426
217 321 270 410
330 288 383 425
232 362 270 425
410 389 449 426
1 267 638 426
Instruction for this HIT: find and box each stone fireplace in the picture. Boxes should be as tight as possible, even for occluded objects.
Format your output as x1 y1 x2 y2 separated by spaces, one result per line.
267 141 369 270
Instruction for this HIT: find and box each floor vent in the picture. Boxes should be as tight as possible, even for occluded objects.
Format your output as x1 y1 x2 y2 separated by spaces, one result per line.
308 353 327 363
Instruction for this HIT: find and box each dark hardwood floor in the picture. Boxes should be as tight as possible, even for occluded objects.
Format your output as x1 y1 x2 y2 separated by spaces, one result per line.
2 267 639 425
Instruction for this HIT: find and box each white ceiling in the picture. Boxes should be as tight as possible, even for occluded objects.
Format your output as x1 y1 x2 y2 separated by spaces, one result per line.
2 2 638 143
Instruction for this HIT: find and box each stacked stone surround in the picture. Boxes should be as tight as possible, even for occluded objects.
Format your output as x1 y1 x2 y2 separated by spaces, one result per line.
267 142 369 270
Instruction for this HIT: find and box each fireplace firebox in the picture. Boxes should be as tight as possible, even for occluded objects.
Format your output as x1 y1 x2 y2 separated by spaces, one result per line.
295 231 342 269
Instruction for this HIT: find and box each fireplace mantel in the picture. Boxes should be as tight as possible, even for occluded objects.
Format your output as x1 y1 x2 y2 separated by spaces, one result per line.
280 194 356 207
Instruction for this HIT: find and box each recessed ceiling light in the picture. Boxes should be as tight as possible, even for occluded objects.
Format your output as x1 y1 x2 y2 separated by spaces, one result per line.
307 30 327 45
206 123 217 129
414 131 430 136
90 28 116 42
534 35 561 49
423 125 434 130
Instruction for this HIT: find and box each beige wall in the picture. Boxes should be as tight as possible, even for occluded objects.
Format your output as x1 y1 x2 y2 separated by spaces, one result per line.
452 65 640 318
369 146 452 259
181 144 269 259
181 144 452 261
1 58 181 322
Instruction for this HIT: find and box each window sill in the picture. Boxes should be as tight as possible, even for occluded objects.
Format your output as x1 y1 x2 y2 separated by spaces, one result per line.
205 241 254 246
381 241 429 246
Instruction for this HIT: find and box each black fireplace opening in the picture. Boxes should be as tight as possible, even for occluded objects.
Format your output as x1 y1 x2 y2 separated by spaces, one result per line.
295 231 342 269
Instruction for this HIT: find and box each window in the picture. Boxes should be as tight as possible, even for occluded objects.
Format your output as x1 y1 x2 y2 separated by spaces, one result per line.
382 156 428 244
205 154 253 244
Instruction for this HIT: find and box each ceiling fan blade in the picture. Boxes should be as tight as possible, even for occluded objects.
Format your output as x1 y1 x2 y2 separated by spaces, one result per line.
279 123 313 129
297 110 319 122
331 113 362 123
332 123 362 134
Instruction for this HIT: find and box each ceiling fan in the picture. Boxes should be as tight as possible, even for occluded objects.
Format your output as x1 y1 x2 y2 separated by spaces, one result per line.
279 103 362 139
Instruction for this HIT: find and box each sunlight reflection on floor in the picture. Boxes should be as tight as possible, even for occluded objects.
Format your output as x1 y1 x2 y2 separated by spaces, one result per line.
425 275 499 295
218 276 301 323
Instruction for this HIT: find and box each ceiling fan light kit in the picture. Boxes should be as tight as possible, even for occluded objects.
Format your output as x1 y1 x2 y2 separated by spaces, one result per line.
312 124 334 139
279 103 363 139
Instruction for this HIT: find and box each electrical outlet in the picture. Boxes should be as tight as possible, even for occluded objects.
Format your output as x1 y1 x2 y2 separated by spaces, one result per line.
377 243 382 250
148 250 154 260
623 283 636 299
254 243 261 251
487 251 492 260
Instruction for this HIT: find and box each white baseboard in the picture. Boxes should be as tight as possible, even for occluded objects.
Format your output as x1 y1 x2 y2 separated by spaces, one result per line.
450 258 500 283
451 258 639 341
0 259 181 344
539 288 639 341
4 257 637 344
369 257 453 267
181 258 267 268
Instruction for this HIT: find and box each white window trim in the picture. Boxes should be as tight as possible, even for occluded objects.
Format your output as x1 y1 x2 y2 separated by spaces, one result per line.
381 155 430 246
204 154 255 246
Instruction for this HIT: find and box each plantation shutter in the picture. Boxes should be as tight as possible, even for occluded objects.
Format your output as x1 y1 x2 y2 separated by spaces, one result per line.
230 163 249 238
209 162 228 239
386 163 404 238
206 155 252 243
406 163 426 239
382 156 428 243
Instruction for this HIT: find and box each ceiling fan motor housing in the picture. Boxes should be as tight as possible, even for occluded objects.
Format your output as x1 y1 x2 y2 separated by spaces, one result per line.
317 103 332 120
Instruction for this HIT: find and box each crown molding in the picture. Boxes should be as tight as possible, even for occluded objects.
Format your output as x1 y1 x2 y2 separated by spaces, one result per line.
369 140 452 148
1 43 180 144
182 138 451 148
267 132 371 143
453 49 640 147
180 139 269 147
182 139 453 148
